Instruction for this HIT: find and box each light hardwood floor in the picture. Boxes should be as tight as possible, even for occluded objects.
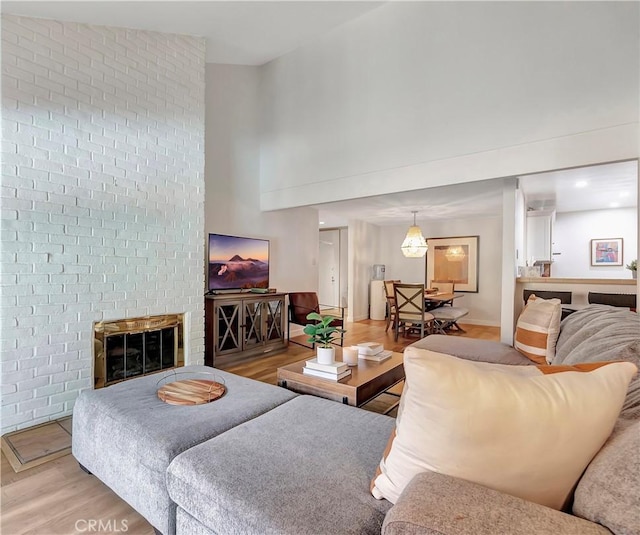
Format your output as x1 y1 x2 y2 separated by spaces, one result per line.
1 320 499 535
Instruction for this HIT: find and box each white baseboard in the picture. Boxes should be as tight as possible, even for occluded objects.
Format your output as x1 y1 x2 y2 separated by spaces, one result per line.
460 318 500 327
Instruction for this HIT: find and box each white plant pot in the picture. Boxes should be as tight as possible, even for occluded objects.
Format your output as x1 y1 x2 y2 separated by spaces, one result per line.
316 346 335 365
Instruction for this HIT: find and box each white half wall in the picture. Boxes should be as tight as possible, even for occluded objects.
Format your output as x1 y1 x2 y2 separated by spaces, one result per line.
348 220 380 322
378 216 503 327
259 1 639 211
204 64 318 296
1 15 206 433
501 180 518 344
552 208 638 279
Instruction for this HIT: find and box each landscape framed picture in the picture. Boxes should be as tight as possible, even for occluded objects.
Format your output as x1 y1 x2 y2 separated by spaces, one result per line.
590 238 623 266
425 236 479 292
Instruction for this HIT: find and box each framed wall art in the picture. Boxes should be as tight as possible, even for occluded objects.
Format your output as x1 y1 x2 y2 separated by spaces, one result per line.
425 236 479 293
590 238 623 266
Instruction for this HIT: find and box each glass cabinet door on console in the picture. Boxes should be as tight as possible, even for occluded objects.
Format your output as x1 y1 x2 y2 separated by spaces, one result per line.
213 299 242 356
264 298 284 342
243 299 264 351
205 294 287 366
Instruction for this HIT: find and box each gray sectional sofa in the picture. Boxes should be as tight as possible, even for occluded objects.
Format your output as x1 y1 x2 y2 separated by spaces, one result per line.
73 305 639 535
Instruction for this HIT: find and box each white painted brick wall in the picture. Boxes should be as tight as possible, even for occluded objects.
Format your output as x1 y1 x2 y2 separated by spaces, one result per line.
1 15 206 434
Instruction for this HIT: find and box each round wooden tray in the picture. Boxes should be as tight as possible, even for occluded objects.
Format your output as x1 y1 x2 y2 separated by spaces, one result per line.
157 379 226 405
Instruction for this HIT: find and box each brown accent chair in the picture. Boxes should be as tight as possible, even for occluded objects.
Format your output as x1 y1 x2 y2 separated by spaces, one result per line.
393 283 434 341
287 292 345 348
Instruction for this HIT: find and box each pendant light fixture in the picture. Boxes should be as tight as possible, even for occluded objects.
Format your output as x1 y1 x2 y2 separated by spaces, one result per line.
401 211 428 258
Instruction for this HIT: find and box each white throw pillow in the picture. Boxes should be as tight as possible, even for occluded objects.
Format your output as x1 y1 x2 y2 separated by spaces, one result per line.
371 347 637 510
514 294 562 364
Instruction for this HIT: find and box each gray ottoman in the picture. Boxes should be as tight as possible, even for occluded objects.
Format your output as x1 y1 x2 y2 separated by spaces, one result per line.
72 366 297 535
166 395 395 535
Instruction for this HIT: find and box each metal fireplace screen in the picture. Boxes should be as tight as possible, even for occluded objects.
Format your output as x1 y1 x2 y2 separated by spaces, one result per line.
93 314 185 388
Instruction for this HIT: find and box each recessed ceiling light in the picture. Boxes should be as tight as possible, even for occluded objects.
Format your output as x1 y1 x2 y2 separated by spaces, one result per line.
575 180 588 188
319 221 325 225
610 202 620 208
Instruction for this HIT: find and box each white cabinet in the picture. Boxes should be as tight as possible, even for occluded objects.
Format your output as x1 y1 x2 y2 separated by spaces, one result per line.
370 280 387 320
526 212 553 262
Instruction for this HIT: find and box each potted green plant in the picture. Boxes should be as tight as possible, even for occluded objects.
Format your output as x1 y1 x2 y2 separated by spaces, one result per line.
626 259 637 279
303 312 346 364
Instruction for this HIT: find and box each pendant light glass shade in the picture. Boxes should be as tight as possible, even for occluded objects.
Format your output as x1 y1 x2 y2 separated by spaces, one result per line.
401 212 428 258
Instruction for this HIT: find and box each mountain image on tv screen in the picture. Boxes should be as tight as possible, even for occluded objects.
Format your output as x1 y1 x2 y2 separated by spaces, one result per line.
208 234 269 291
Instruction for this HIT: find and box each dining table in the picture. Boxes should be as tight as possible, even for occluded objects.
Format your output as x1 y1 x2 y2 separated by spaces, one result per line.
424 291 465 311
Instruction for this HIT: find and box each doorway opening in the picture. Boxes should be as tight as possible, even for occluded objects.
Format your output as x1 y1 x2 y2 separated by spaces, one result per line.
318 228 348 311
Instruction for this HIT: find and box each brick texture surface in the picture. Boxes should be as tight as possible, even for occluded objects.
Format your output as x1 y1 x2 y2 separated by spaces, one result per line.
1 15 206 433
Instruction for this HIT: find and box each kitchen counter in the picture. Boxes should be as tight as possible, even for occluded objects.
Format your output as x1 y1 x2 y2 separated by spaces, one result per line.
517 277 637 285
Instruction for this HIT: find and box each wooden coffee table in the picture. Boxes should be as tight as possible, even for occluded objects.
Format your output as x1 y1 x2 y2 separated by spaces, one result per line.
277 349 404 407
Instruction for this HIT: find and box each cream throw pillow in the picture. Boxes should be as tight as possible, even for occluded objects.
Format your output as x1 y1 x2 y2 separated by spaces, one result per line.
514 294 562 364
371 347 637 509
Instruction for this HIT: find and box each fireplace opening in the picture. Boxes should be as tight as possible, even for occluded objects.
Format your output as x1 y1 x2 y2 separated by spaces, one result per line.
94 314 185 388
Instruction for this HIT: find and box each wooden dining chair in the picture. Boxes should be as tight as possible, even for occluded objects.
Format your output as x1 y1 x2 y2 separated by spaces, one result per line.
430 280 454 294
523 289 572 304
393 283 434 341
383 280 400 332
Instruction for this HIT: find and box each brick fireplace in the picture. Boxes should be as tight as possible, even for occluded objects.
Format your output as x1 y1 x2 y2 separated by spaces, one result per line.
94 315 185 388
0 15 206 434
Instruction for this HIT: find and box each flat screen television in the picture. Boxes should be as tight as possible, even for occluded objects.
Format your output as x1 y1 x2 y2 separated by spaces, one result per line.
207 233 269 292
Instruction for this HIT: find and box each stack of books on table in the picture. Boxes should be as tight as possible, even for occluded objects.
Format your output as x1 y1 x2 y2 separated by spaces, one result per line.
357 342 393 362
303 359 352 381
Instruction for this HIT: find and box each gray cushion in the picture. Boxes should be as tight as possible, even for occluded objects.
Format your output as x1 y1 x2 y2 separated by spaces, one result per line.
573 419 640 535
408 334 533 366
167 395 395 535
383 471 611 535
72 365 297 535
430 307 469 320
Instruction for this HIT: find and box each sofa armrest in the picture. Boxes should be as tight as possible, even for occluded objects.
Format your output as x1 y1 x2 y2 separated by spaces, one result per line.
382 471 611 535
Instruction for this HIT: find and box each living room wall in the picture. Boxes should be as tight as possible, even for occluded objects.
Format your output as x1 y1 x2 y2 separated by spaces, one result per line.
204 64 318 296
259 1 639 211
1 16 206 433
